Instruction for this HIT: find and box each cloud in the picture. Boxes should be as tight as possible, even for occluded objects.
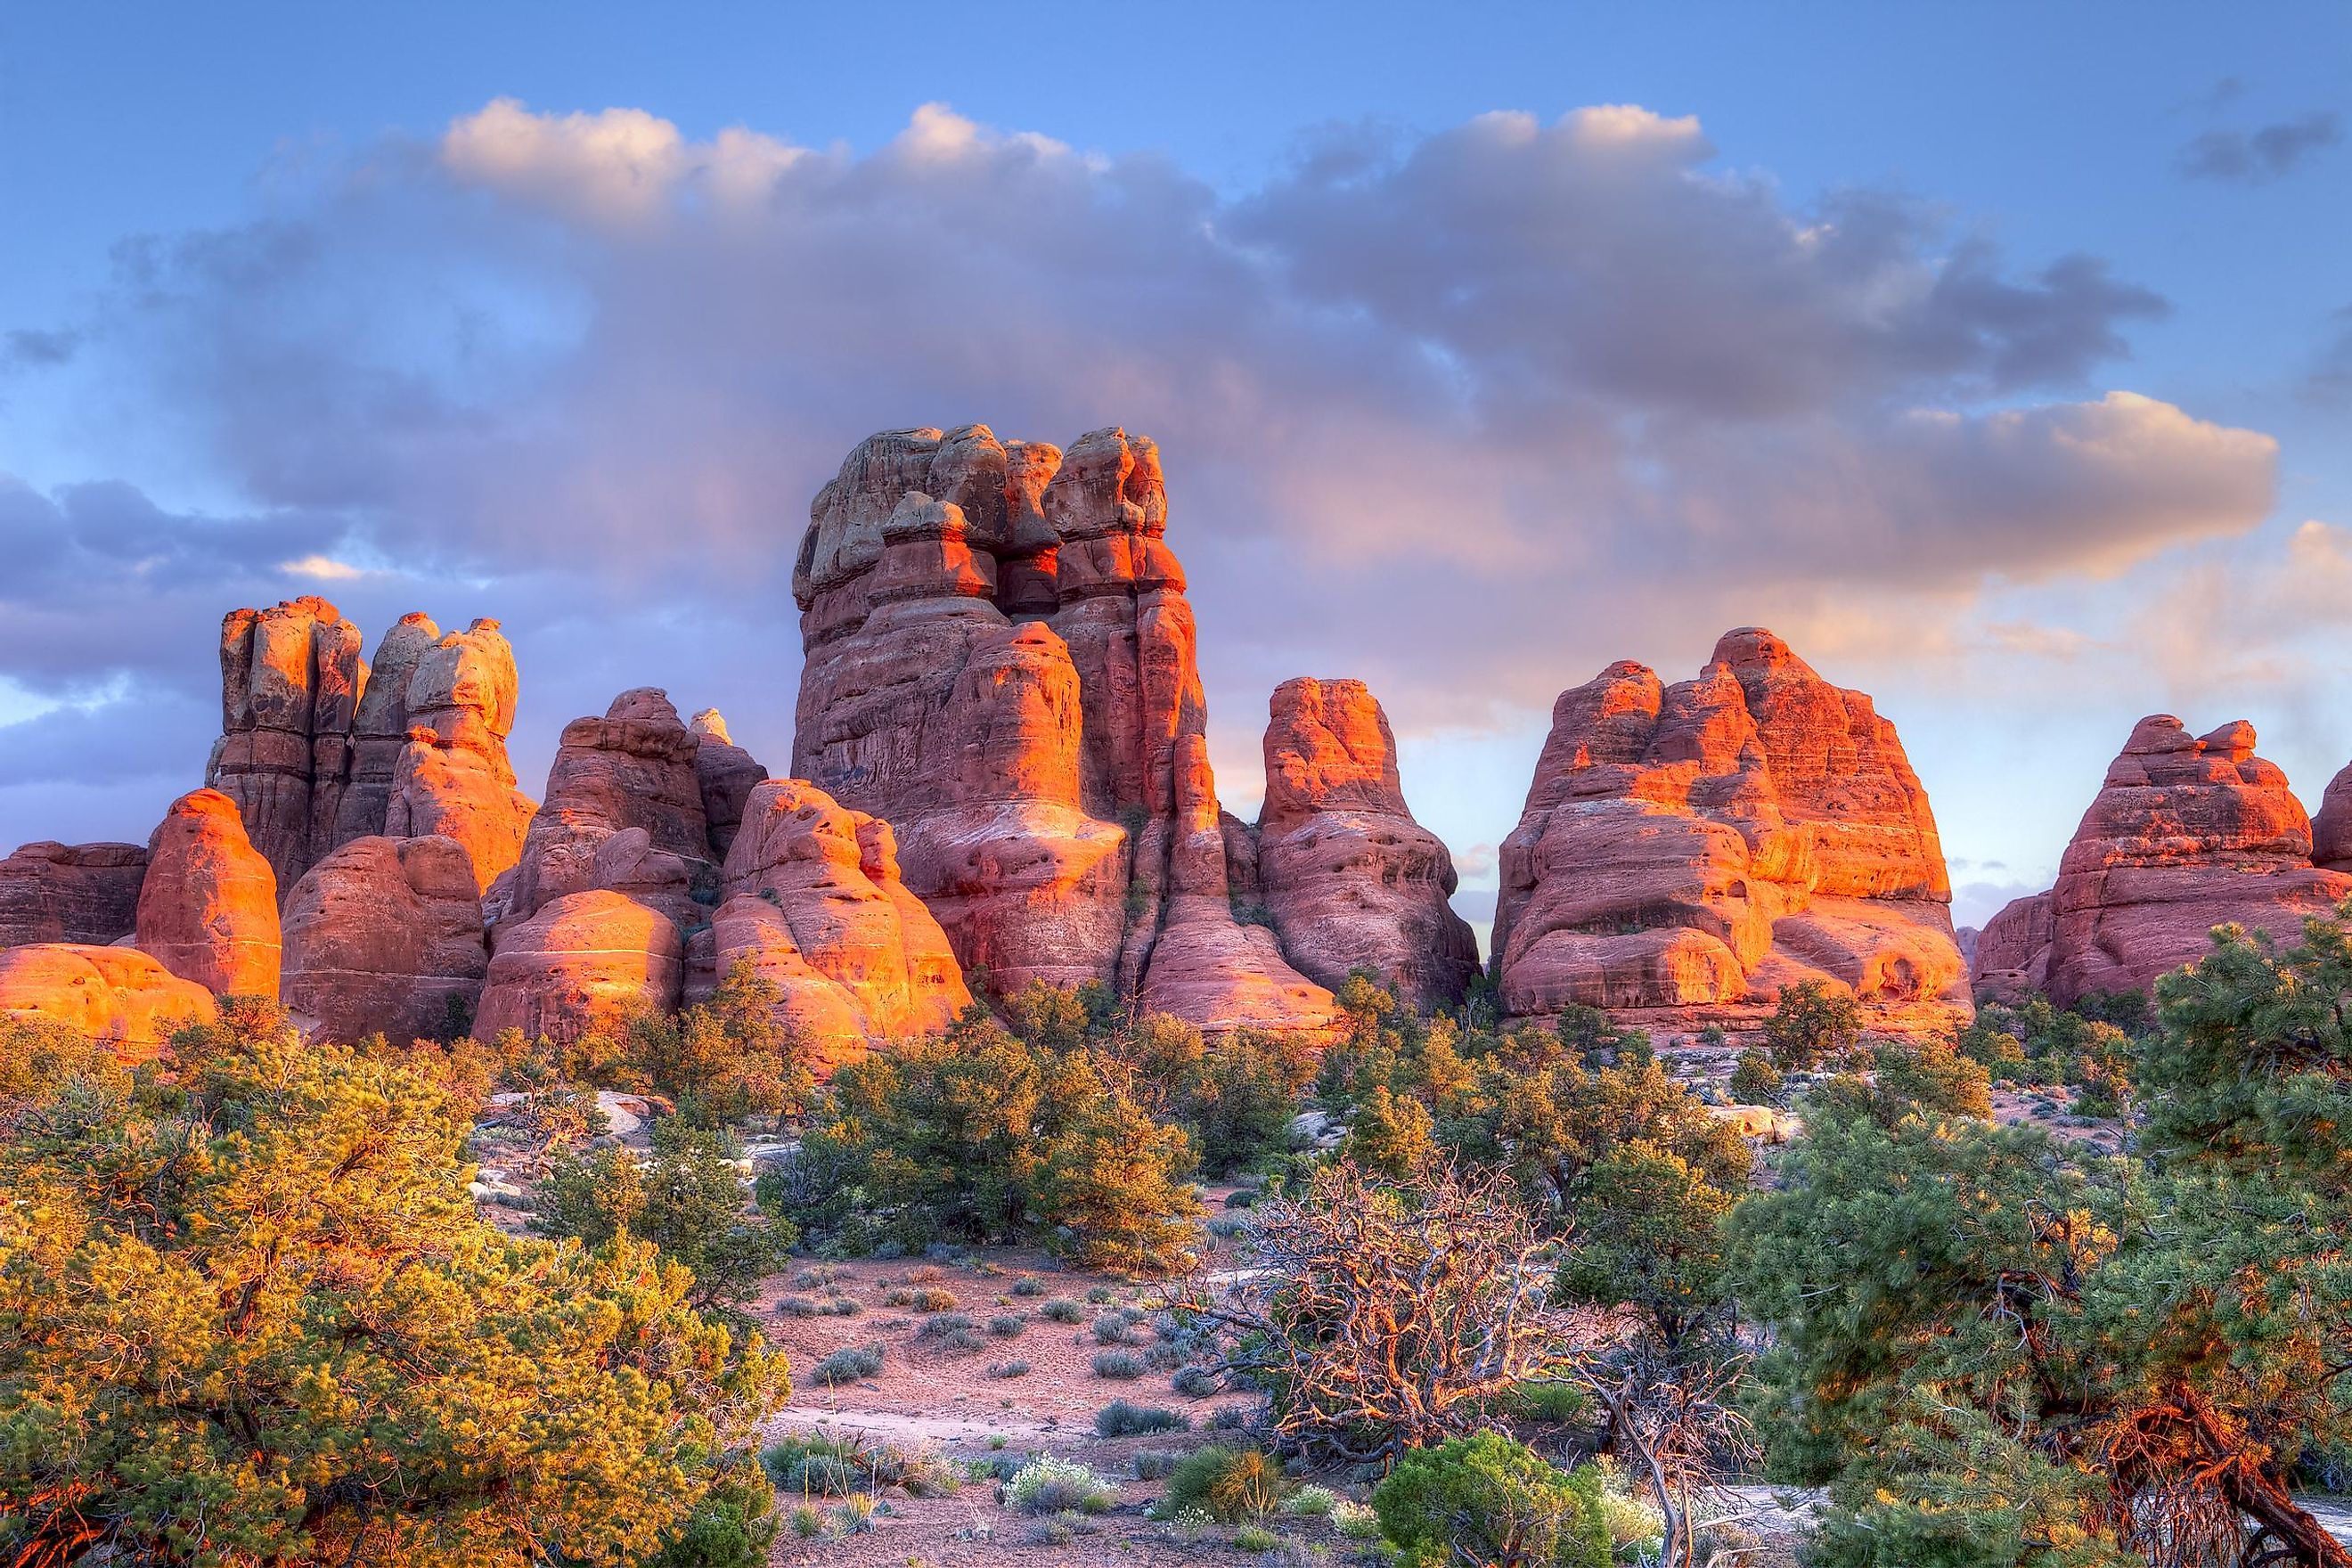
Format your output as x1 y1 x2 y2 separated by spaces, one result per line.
2177 111 2342 184
0 98 2289 845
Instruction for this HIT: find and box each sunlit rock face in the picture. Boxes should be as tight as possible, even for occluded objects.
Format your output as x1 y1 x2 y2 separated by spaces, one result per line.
135 788 282 1000
0 943 216 1061
474 887 682 1045
790 424 1340 1036
0 841 148 949
1250 677 1481 1011
208 601 535 894
1968 891 2055 1004
281 835 488 1045
1493 628 1972 1040
1972 716 2352 1007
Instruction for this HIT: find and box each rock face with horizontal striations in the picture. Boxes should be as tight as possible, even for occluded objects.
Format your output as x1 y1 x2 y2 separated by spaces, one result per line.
207 597 366 890
791 424 1335 1034
690 709 769 861
135 788 281 998
1492 629 1970 1039
1974 716 2352 1007
0 943 216 1060
0 842 149 948
1250 677 1480 1010
381 618 536 891
473 888 682 1044
1967 891 2055 1003
693 777 973 1070
281 835 488 1043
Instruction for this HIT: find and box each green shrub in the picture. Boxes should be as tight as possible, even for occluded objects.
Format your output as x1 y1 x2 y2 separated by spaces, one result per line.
1280 1484 1338 1517
1096 1399 1190 1437
1006 1456 1119 1515
809 1343 885 1385
1499 1379 1589 1425
915 1311 976 1340
1092 1350 1147 1379
1371 1433 1610 1568
1727 1048 1784 1106
1087 1286 1117 1304
1134 1450 1182 1480
1172 1366 1220 1397
1012 1276 1048 1296
1093 1315 1137 1344
988 1313 1028 1337
1041 1298 1086 1323
911 1286 959 1312
1234 1524 1279 1552
1164 1446 1289 1523
986 1359 1032 1378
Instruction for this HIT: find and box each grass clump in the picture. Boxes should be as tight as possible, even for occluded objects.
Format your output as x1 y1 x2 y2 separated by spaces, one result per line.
1095 1398 1190 1437
1006 1456 1119 1515
809 1343 886 1386
1164 1446 1288 1523
1234 1523 1280 1553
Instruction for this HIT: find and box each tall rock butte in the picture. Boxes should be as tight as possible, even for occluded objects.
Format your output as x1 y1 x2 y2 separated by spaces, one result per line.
1492 629 1971 1037
1246 678 1480 1011
1970 716 2352 1006
208 600 535 894
790 425 1339 1033
135 788 282 999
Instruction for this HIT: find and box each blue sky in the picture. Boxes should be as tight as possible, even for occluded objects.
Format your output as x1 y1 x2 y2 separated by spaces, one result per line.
3 0 2348 934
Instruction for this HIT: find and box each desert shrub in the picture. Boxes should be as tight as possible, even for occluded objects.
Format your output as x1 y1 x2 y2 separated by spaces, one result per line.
1096 1399 1190 1437
645 1461 779 1568
1371 1433 1609 1568
1233 1524 1279 1552
1025 1516 1074 1546
1727 1048 1784 1106
793 1264 845 1289
1006 1456 1119 1515
1164 1446 1289 1523
1280 1485 1339 1518
1499 1380 1589 1425
1331 1499 1383 1539
1134 1450 1183 1480
911 1286 959 1312
1762 979 1865 1072
1595 1466 1664 1561
831 1493 877 1534
809 1343 885 1385
1172 1366 1220 1397
787 1504 824 1539
1146 1341 1187 1370
986 1359 1032 1378
819 1295 862 1316
988 1313 1028 1337
776 1294 821 1318
915 1311 976 1340
762 1436 867 1498
1205 1214 1252 1239
1093 1315 1137 1344
1087 1286 1117 1304
1041 1298 1086 1323
902 1264 945 1283
1092 1350 1147 1379
1012 1276 1048 1296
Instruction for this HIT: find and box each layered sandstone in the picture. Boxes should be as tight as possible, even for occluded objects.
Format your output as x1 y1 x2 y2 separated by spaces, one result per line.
281 836 488 1043
135 788 281 998
380 618 535 890
690 709 768 859
693 778 973 1067
1972 716 2352 1006
0 841 149 948
1968 891 2055 1003
507 688 719 927
791 424 1335 1033
1492 630 1969 1037
474 889 682 1043
0 943 216 1059
207 598 365 888
1251 678 1479 1009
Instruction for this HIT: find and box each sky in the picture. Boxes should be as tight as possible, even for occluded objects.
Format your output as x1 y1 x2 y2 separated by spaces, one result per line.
2 0 2348 936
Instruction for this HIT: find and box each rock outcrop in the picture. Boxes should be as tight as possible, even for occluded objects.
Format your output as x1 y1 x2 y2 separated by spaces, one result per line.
1968 892 2054 1003
1972 716 2352 1006
207 598 365 889
208 602 535 893
791 424 1335 1033
694 778 973 1067
1492 629 1970 1038
473 888 683 1044
135 789 281 998
0 841 149 948
507 689 721 927
281 836 488 1043
1250 677 1480 1010
690 709 768 859
0 943 216 1059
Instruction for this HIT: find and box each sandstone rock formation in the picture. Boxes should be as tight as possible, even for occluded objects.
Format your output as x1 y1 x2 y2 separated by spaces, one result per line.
1251 677 1480 1010
790 424 1336 1033
0 841 148 948
474 889 682 1044
1972 716 2352 1006
1492 629 1970 1038
135 788 281 998
1968 892 2054 1003
281 836 488 1042
507 689 719 926
0 943 216 1059
208 602 535 892
207 597 364 889
690 778 973 1066
690 708 768 859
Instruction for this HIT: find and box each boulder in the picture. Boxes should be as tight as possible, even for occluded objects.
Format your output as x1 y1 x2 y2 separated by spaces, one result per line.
281 836 488 1043
135 788 281 998
1251 677 1480 1009
0 841 149 948
705 778 973 1059
205 597 365 888
473 889 682 1044
0 943 216 1060
1491 629 1970 1039
790 424 1334 1032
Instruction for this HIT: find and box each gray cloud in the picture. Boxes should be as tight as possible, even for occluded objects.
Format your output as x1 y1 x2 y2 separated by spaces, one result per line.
2177 111 2342 184
0 99 2284 847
